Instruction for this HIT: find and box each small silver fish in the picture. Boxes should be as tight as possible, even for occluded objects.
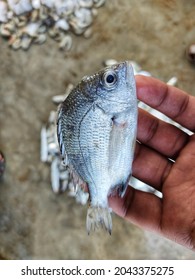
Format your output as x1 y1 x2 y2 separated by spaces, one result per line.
57 61 137 234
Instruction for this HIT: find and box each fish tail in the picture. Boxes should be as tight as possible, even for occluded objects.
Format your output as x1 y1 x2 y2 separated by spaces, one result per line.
86 206 112 235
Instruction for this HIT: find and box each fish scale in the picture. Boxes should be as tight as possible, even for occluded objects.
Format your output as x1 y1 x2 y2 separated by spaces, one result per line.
79 105 112 203
57 61 137 233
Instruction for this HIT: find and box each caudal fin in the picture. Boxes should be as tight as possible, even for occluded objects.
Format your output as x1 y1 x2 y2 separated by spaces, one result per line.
86 207 112 235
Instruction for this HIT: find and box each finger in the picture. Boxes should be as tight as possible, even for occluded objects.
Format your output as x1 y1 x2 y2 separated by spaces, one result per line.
108 186 162 233
136 75 195 132
162 134 195 188
137 108 189 158
132 142 172 191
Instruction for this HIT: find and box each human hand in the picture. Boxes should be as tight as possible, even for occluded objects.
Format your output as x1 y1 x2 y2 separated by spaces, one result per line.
108 75 195 250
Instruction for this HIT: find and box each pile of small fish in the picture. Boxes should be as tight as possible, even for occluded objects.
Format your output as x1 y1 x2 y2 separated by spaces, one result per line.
0 0 106 50
40 96 89 205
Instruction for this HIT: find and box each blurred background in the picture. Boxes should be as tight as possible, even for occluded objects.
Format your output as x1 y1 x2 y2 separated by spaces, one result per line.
0 0 195 259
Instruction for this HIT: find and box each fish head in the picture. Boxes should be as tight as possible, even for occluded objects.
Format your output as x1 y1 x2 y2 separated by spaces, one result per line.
96 61 137 114
79 61 136 112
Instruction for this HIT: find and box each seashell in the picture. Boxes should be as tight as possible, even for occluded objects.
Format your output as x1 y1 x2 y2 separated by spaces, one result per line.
59 34 72 51
11 37 22 50
79 0 93 8
91 8 98 17
138 70 151 77
34 33 46 44
186 43 195 64
48 27 60 39
40 126 48 162
54 0 75 16
5 21 15 32
166 76 178 86
48 111 56 124
8 34 16 45
50 13 59 22
103 59 118 67
59 170 69 180
53 31 63 42
38 24 47 33
75 188 89 205
0 24 11 37
93 0 106 8
55 19 69 31
68 182 77 197
23 22 40 37
7 10 14 20
39 5 48 20
21 36 32 50
42 15 55 27
41 0 55 9
32 0 41 9
52 94 67 104
69 18 85 35
51 158 60 193
48 27 64 42
48 142 57 155
60 179 69 192
12 15 20 25
52 84 74 104
65 83 74 95
15 28 23 38
73 26 85 35
74 8 93 27
7 0 33 15
0 1 8 23
31 9 39 22
83 27 92 38
17 16 28 27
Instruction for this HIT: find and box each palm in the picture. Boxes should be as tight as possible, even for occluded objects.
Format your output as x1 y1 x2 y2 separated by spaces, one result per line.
109 76 195 250
160 135 195 247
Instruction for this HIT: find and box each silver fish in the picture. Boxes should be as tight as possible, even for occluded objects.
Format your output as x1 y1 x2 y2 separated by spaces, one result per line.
57 61 137 234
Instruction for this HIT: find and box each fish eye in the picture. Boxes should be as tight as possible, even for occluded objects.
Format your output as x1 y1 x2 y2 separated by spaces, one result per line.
102 70 117 88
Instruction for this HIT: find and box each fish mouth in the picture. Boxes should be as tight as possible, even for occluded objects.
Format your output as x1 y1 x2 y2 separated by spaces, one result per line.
113 60 135 104
110 60 134 92
125 61 134 88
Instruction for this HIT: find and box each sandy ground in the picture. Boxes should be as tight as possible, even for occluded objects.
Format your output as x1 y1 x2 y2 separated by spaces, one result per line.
0 0 195 259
